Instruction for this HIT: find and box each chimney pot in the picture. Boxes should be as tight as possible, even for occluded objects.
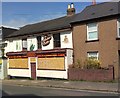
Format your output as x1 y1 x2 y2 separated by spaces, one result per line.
68 4 71 9
67 3 75 16
71 3 74 8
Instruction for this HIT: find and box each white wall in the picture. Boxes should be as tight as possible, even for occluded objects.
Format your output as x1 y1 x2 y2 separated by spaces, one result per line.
8 69 30 77
5 31 73 53
60 31 73 49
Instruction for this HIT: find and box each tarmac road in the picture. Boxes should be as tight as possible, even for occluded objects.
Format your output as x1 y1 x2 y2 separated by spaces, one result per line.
2 84 118 97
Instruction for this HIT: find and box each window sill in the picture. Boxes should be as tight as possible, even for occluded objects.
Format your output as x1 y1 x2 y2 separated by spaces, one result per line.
116 37 120 40
85 39 99 43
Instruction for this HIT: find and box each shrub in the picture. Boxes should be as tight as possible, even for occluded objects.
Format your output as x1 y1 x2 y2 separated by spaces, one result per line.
84 57 101 69
76 59 82 68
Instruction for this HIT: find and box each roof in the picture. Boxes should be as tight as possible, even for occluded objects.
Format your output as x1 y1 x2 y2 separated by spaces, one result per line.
7 1 120 38
71 1 120 23
7 15 76 38
1 26 18 40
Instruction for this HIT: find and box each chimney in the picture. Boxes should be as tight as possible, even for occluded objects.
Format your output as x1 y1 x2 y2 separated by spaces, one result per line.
67 3 75 16
92 0 96 5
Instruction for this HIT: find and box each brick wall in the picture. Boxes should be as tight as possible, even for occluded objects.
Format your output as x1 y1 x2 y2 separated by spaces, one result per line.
68 65 114 81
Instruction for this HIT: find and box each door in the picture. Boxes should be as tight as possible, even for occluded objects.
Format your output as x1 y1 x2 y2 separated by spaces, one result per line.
31 63 36 80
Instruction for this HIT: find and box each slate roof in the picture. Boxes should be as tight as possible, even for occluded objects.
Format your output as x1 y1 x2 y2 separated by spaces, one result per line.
7 1 120 38
7 15 76 38
71 1 120 23
0 26 18 40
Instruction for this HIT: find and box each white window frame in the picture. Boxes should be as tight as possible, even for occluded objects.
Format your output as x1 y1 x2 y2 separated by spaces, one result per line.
87 23 98 41
15 40 22 51
87 52 99 60
117 19 120 37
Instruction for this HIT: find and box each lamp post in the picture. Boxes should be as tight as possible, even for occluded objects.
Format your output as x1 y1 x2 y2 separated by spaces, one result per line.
0 42 7 58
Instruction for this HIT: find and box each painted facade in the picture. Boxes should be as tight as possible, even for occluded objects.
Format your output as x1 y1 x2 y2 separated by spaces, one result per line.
6 31 73 79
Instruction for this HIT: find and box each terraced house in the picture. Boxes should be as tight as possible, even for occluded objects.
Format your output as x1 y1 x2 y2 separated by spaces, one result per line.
5 1 120 80
71 2 120 80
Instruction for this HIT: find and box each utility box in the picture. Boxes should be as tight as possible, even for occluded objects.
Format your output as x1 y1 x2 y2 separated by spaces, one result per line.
0 58 7 79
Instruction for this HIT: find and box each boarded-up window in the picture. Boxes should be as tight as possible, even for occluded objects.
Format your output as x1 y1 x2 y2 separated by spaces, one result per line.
38 57 65 70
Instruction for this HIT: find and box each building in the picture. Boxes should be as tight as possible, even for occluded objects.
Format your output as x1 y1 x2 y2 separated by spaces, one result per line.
71 1 120 79
5 3 76 79
0 26 18 79
5 1 120 80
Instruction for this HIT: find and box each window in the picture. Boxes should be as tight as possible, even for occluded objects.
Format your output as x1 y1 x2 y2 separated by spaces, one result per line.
118 19 120 37
53 33 61 48
87 23 98 41
37 36 42 49
87 52 99 60
22 39 27 50
16 41 21 51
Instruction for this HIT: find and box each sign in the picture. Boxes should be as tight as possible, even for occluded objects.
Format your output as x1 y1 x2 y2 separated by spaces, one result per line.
42 35 51 46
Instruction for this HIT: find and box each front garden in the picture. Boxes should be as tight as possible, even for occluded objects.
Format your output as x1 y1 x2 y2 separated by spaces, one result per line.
68 57 114 81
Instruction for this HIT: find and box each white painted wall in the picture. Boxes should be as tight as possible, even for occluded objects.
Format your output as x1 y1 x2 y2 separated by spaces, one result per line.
66 49 73 69
8 40 14 52
42 34 53 50
27 37 37 51
8 69 30 77
60 31 73 48
37 70 67 79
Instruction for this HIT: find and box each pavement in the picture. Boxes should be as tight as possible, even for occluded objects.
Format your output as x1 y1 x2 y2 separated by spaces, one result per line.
1 79 119 93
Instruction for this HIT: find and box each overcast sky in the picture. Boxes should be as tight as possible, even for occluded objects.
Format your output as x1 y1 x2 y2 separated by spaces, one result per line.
1 0 113 28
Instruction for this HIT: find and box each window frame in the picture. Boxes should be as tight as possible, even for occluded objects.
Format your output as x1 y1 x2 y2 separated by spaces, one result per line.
53 33 61 48
22 38 27 50
87 23 98 41
117 19 120 37
37 36 42 49
87 52 99 60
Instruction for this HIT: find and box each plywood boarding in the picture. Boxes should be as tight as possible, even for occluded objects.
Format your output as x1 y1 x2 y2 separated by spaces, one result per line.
9 58 28 69
38 57 65 70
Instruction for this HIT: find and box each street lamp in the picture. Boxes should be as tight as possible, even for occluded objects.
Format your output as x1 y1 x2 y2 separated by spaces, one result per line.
0 42 7 58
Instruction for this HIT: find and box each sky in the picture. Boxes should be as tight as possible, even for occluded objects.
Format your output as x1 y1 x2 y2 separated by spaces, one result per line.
1 0 112 28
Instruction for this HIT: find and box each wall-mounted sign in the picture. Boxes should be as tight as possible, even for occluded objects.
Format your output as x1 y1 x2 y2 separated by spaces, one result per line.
63 35 69 43
42 35 51 46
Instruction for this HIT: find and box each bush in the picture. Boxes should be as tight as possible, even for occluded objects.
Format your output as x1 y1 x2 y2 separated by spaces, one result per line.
84 57 101 69
76 59 82 68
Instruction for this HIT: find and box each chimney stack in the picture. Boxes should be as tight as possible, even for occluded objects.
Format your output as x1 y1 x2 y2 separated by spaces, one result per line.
92 0 96 5
67 3 75 16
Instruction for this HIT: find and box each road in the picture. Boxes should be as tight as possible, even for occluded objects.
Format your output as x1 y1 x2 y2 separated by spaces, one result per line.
1 84 118 97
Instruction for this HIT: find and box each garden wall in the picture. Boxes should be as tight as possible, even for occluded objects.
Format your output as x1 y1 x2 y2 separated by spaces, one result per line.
68 65 114 81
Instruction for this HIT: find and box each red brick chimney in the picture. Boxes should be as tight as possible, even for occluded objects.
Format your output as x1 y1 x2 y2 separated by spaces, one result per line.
67 3 75 16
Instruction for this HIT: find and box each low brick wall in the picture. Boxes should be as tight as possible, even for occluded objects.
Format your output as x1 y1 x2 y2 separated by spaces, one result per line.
68 65 114 81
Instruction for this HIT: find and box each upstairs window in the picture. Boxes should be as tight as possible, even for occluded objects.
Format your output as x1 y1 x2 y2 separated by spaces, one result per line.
118 19 120 37
22 39 27 50
16 41 22 51
87 52 99 60
53 33 61 48
87 23 98 41
37 36 42 49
